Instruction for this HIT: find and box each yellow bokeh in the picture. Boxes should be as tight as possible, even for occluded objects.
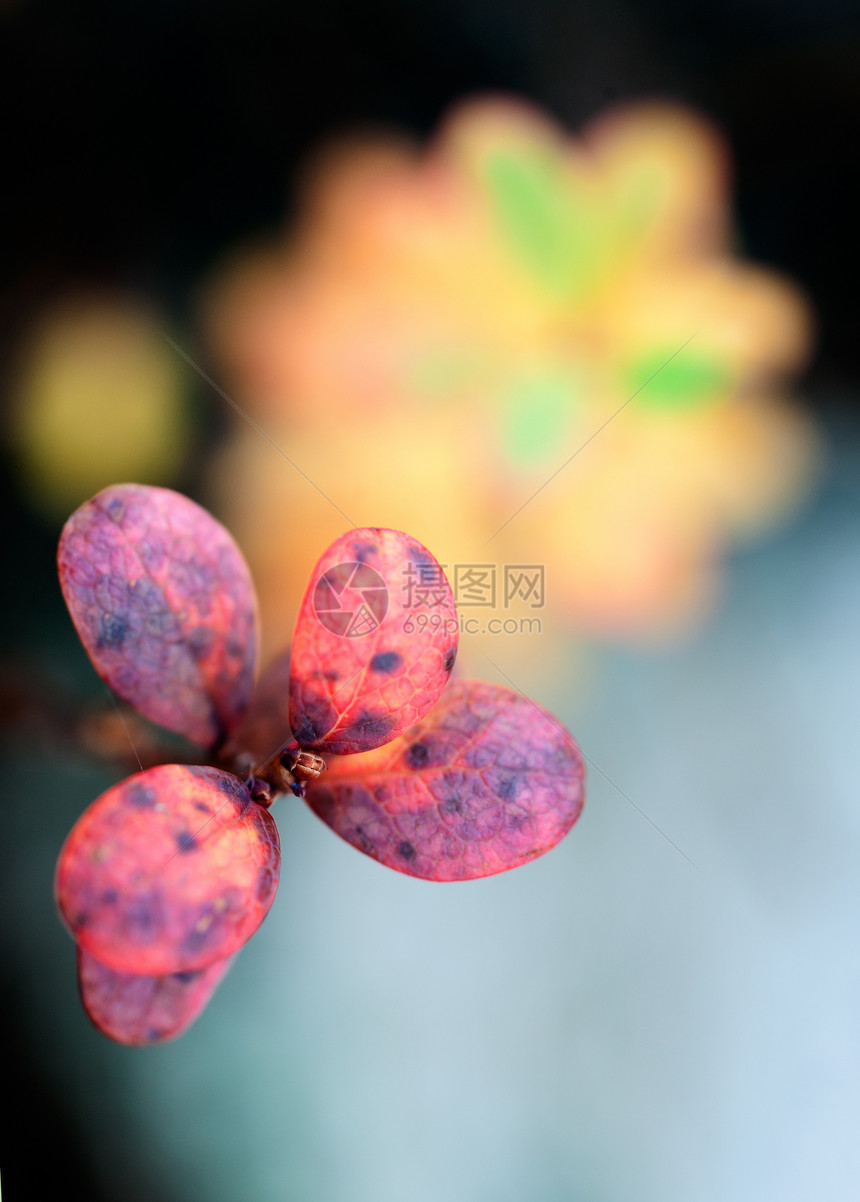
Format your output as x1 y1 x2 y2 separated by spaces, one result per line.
11 295 190 515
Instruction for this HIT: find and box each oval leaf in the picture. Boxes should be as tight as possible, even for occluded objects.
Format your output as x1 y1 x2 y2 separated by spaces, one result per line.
56 764 280 974
78 947 234 1046
58 483 258 747
289 528 458 755
305 679 585 880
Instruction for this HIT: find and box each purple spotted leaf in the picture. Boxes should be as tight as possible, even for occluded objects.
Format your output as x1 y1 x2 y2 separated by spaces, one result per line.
77 947 235 1045
55 764 280 975
305 679 585 880
58 483 258 747
289 528 458 756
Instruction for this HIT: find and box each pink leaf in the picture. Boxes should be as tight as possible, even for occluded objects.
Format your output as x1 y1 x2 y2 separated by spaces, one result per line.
305 679 585 880
77 947 235 1045
56 764 280 974
289 528 458 755
58 483 258 747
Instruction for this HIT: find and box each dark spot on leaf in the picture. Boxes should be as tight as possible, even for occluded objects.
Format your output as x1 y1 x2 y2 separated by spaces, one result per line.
176 832 198 854
101 889 119 905
407 742 429 768
193 802 211 814
124 896 161 938
106 497 125 521
130 575 164 612
183 911 219 954
443 647 457 672
408 547 435 571
351 710 395 741
405 737 448 769
171 971 199 984
504 809 529 832
292 717 317 745
74 910 89 928
125 784 156 809
146 1028 165 1042
441 797 462 815
292 697 338 746
352 542 377 563
215 774 248 811
99 612 127 647
187 626 216 661
370 651 402 674
497 778 516 799
398 841 416 860
255 866 275 904
353 824 374 855
142 605 179 638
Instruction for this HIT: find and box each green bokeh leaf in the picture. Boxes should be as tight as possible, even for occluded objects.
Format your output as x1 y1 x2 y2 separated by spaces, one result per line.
502 366 579 466
483 148 599 301
624 346 731 410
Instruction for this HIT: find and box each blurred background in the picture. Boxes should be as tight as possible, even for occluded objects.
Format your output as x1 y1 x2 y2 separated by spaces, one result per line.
1 0 859 1198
